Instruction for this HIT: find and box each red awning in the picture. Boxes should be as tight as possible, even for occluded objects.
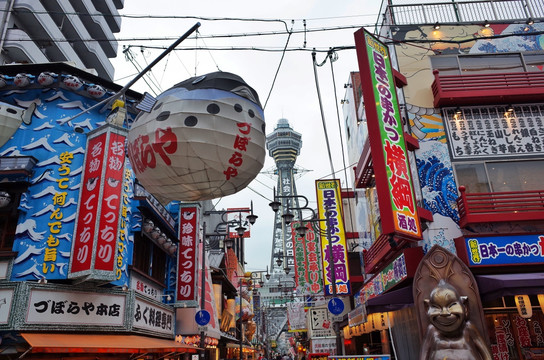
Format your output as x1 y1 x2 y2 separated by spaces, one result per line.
21 333 199 354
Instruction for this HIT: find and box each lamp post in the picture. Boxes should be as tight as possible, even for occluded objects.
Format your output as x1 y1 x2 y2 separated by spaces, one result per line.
200 204 258 360
239 275 244 360
234 269 269 360
269 190 344 356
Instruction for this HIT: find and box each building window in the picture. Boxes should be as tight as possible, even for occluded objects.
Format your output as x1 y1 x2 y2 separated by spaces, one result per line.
454 159 544 193
0 189 23 251
431 52 544 75
459 54 524 74
0 210 17 250
133 233 167 285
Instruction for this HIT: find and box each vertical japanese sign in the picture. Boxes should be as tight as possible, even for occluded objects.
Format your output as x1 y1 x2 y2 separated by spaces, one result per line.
43 150 75 276
69 125 127 280
95 131 127 271
354 27 421 239
176 203 200 303
70 133 106 274
290 222 324 295
316 179 351 296
113 167 133 284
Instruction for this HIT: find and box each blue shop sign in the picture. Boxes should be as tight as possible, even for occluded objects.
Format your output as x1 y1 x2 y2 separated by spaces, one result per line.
466 234 544 266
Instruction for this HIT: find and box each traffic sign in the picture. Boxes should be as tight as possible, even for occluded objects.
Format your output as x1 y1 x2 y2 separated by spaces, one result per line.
195 310 211 326
328 297 344 315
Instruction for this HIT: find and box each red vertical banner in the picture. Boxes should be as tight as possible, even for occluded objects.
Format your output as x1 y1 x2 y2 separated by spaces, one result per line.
69 125 127 280
176 203 200 303
70 132 107 274
94 132 126 271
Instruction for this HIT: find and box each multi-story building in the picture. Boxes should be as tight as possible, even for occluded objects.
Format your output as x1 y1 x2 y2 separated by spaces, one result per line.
344 0 544 358
0 61 228 359
0 0 123 81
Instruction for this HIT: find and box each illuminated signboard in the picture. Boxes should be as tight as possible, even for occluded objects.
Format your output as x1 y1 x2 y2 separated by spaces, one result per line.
315 179 350 296
466 234 544 266
354 27 421 239
357 252 409 302
176 203 201 304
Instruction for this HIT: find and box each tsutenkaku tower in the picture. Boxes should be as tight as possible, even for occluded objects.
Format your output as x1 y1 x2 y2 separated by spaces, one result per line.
266 118 303 275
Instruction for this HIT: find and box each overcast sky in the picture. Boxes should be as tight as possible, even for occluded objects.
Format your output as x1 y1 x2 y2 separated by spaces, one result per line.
110 0 384 272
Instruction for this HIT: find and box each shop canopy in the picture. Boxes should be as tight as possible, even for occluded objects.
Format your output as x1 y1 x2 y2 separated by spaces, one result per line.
21 333 199 354
476 272 544 301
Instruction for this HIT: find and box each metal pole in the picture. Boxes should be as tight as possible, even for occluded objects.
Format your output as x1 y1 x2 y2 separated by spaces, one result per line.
240 277 244 360
199 222 207 360
326 208 342 355
60 22 201 124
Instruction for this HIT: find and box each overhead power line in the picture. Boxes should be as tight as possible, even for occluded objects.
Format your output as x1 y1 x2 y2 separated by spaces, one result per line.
6 8 377 24
5 23 372 44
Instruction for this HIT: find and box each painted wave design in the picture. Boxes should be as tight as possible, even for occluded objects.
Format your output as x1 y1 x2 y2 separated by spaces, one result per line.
2 88 93 280
417 155 460 222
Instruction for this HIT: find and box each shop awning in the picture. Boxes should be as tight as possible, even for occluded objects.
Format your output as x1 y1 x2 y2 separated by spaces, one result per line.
476 273 544 301
226 343 254 350
220 332 238 342
366 285 414 314
21 333 199 354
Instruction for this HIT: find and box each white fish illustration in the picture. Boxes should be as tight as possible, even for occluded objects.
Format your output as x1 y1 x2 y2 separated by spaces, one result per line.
21 135 56 152
52 133 74 147
14 245 43 264
14 261 42 279
57 101 86 111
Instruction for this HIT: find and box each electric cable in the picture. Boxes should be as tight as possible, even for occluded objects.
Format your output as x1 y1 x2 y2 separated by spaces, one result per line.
139 46 163 93
263 20 294 110
327 48 358 241
122 46 161 96
311 50 336 180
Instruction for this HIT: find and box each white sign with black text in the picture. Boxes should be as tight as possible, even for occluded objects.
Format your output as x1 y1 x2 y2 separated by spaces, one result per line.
133 297 174 336
26 288 126 326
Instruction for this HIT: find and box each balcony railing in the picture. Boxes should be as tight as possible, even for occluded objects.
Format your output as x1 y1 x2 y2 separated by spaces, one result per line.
456 186 544 228
431 70 544 107
380 0 543 29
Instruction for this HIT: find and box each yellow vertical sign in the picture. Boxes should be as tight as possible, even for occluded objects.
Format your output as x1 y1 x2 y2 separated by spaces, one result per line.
315 179 351 296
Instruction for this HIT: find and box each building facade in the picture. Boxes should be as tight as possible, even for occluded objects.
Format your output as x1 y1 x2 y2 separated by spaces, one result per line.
0 0 123 81
0 62 213 359
345 0 544 359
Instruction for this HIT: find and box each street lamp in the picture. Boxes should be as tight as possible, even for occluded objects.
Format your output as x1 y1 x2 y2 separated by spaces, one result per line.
235 269 269 360
269 190 344 356
200 204 257 360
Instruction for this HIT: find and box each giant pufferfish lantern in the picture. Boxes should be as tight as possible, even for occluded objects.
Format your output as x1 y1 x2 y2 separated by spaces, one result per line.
127 71 266 203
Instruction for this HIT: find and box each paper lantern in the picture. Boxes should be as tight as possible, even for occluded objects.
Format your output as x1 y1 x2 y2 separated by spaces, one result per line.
0 191 10 208
127 71 265 203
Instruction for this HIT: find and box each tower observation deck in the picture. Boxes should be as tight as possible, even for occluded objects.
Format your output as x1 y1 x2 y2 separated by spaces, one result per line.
266 118 303 275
